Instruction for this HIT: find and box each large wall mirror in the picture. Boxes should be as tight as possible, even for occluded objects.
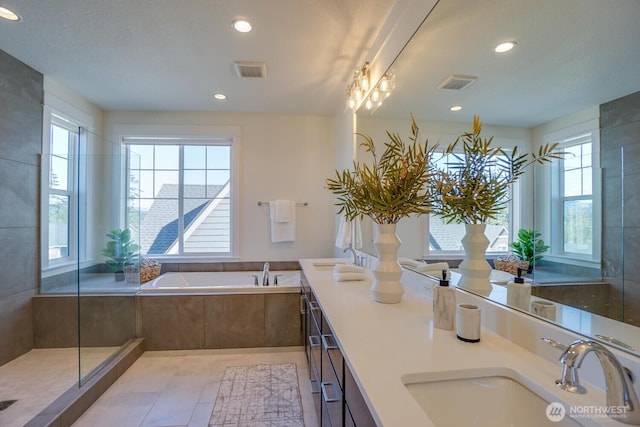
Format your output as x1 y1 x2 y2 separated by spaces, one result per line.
356 0 640 356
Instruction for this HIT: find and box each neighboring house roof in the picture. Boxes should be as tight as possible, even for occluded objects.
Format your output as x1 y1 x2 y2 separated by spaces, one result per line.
139 184 225 254
429 215 507 251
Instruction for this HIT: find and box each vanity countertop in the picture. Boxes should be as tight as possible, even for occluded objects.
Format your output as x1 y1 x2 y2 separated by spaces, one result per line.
299 258 619 427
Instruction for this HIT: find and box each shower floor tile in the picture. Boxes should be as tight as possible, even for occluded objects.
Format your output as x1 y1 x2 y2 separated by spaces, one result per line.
0 347 116 427
73 347 318 427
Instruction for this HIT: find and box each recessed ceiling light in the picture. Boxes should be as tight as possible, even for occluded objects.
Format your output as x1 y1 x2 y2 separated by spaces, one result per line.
495 41 516 53
232 18 252 33
213 93 227 100
0 5 21 21
450 105 463 112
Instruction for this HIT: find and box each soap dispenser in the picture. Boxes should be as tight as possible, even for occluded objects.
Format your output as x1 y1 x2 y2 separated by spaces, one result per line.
433 269 455 330
506 268 530 311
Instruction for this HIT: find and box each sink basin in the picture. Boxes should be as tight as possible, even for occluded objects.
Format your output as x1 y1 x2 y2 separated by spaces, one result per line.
312 262 346 271
402 367 582 427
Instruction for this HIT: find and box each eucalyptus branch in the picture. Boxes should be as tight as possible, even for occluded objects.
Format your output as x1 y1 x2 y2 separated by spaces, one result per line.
326 115 438 224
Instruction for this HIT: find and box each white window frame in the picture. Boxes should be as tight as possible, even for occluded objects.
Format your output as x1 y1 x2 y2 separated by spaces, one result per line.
422 136 524 259
41 94 94 274
113 124 241 261
547 119 601 264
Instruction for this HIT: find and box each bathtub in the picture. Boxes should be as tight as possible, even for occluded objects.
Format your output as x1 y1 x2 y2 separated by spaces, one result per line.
139 271 301 294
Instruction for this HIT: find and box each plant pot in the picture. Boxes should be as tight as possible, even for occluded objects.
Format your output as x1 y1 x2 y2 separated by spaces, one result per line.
114 271 125 282
457 223 492 295
371 223 404 304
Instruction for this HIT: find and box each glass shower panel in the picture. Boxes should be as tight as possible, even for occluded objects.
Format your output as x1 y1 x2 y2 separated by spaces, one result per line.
77 129 140 384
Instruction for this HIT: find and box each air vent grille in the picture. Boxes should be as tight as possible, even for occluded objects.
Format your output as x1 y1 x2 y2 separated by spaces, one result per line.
234 61 267 78
437 75 477 90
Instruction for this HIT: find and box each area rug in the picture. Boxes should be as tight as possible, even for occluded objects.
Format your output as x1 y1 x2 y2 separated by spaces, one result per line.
209 363 304 427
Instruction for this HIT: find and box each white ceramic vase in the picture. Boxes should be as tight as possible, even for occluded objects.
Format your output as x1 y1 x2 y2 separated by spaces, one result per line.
457 223 492 295
371 223 404 303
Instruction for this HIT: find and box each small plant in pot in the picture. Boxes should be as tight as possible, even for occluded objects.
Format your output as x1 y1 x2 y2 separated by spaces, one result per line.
509 228 549 273
101 229 139 281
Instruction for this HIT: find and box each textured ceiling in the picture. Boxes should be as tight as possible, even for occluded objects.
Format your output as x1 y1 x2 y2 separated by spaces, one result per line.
0 0 395 114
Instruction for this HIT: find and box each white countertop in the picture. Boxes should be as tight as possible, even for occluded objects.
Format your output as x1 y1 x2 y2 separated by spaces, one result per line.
299 258 622 427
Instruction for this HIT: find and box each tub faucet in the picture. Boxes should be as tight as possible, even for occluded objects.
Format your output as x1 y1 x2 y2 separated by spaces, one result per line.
262 262 270 286
550 338 640 424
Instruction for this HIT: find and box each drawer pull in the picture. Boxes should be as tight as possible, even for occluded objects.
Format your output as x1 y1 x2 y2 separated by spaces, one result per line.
309 379 321 394
300 295 307 314
321 381 341 403
308 335 321 348
309 300 321 311
321 334 338 350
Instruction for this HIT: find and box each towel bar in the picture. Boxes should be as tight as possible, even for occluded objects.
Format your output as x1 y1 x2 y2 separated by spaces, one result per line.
257 201 308 206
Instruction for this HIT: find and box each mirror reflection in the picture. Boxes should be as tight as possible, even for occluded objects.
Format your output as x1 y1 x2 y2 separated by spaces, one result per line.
356 0 640 355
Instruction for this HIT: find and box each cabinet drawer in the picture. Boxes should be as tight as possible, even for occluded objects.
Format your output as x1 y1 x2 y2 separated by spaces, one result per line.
322 319 344 390
345 364 376 427
321 377 342 426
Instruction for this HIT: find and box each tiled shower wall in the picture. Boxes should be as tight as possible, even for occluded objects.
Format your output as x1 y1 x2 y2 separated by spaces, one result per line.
601 90 640 326
0 49 42 365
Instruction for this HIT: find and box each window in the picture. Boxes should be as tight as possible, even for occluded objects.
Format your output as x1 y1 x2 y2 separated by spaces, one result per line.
125 137 234 257
426 151 513 256
43 115 79 266
548 120 600 261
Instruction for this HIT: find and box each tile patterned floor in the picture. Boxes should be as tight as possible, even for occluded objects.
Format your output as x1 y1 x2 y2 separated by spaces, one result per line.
0 347 116 427
73 348 318 427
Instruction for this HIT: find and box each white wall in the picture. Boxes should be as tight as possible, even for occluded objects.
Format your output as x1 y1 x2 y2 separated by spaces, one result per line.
105 111 337 261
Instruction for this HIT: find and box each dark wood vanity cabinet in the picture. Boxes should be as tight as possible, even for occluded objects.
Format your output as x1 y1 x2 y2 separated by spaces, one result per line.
301 273 376 427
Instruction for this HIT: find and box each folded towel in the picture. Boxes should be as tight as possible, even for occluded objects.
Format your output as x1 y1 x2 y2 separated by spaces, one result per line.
270 200 296 242
399 257 425 268
273 199 293 223
333 264 366 274
333 271 367 282
335 215 362 250
415 262 450 272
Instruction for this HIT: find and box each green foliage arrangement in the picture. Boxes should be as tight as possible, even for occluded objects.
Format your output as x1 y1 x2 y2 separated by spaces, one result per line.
101 229 139 273
509 228 549 267
326 116 438 224
430 116 565 224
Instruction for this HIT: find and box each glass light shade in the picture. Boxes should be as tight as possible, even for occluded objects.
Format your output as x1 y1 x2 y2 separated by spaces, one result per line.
0 6 20 21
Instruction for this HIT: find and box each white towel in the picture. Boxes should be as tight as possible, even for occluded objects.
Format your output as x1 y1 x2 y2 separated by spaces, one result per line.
270 200 296 242
333 264 366 274
415 262 450 273
333 271 366 282
273 199 293 222
399 257 425 268
335 215 362 250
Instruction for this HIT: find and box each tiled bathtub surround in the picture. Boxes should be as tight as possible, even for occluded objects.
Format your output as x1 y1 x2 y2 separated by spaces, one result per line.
139 292 303 350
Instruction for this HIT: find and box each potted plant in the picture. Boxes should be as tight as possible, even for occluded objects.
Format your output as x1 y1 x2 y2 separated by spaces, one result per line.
326 115 437 303
429 116 563 292
101 228 139 281
509 228 549 273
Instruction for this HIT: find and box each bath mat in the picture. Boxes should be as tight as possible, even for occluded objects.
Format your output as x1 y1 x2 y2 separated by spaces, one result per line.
209 363 304 427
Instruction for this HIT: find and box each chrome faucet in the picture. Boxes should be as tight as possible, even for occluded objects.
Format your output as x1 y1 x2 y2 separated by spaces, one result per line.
262 262 270 286
544 338 640 425
344 244 365 267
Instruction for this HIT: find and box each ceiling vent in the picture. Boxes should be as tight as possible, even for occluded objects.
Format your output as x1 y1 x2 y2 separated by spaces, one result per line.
234 61 267 78
437 75 477 90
